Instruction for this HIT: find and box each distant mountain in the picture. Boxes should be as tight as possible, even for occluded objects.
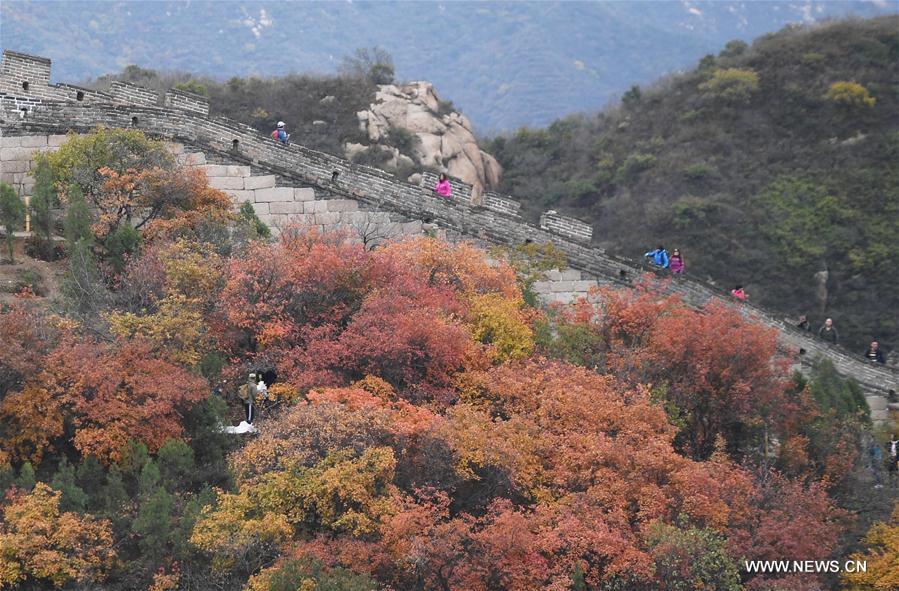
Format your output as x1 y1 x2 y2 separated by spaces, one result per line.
486 16 899 352
2 1 896 131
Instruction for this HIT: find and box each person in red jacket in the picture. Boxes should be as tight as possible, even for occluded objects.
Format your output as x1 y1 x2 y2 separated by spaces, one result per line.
731 285 747 300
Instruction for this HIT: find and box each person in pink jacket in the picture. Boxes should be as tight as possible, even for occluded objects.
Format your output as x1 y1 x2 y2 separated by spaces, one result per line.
434 173 452 198
669 248 685 274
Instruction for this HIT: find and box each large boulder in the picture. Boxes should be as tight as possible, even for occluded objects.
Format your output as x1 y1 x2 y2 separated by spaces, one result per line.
347 81 501 191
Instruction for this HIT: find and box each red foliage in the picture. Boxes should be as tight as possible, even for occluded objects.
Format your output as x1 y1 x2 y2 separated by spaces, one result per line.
557 280 796 459
219 232 472 401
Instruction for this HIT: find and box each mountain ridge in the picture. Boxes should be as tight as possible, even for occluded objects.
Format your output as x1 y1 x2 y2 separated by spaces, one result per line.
2 0 896 131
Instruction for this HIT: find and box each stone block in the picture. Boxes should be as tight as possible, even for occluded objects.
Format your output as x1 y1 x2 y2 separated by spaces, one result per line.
165 142 185 154
244 175 277 190
19 135 47 148
314 212 340 225
549 281 575 293
251 202 270 215
866 395 887 412
269 201 306 214
227 165 251 177
228 190 256 203
203 164 230 177
1 160 30 173
572 280 597 292
1 147 35 161
401 220 423 234
324 199 358 213
304 200 328 213
0 135 21 148
47 134 69 147
531 281 552 293
560 269 582 281
254 187 294 202
208 176 245 190
293 187 315 201
181 152 206 166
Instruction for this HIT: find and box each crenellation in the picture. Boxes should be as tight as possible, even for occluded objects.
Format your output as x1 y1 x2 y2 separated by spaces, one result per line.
108 81 160 107
163 88 210 116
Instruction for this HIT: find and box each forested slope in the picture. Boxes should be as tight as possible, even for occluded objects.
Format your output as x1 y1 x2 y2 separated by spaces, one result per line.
486 16 899 353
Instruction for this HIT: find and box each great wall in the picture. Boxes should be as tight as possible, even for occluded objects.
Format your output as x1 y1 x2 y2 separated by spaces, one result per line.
1 49 896 425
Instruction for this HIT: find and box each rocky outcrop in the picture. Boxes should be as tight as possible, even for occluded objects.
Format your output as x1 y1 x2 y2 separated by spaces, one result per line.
351 81 501 192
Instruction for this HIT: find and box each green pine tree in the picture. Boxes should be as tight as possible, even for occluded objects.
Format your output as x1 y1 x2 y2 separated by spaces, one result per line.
15 461 36 491
50 457 88 512
0 182 25 263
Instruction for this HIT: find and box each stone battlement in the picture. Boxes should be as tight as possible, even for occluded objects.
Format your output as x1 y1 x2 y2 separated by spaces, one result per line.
1 49 896 424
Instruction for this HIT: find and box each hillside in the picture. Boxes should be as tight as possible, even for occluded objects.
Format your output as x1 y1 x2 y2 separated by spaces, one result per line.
2 0 896 130
486 16 899 353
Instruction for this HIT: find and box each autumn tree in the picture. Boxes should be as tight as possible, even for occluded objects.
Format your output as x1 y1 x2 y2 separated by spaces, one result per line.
1 337 208 464
0 483 116 589
37 127 173 210
843 501 899 591
540 281 796 460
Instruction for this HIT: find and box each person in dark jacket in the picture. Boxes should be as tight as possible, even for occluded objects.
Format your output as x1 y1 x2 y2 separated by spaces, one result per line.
864 340 885 364
644 245 669 269
817 318 838 344
796 315 810 331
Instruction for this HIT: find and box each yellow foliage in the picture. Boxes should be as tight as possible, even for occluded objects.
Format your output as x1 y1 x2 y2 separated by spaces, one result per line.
107 294 207 366
0 483 115 589
263 382 302 404
192 447 399 572
842 502 899 590
468 293 535 363
189 489 292 573
699 68 760 102
159 239 223 301
106 240 222 366
825 81 876 108
353 374 398 400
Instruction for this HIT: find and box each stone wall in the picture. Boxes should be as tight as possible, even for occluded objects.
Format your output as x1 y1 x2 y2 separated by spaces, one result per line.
164 88 209 116
2 49 896 424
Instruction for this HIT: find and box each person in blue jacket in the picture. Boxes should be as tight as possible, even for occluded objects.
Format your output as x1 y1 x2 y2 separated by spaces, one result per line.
644 244 669 269
271 121 290 145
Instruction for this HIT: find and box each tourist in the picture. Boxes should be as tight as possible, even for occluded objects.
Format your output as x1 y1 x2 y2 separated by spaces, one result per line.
669 248 685 274
890 435 899 480
271 121 290 145
434 173 452 198
817 318 838 345
237 372 262 424
731 285 747 300
796 314 811 331
871 443 884 488
864 340 885 364
644 245 669 269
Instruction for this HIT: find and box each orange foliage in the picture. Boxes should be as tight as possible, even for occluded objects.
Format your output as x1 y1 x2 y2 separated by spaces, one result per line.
1 337 208 464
